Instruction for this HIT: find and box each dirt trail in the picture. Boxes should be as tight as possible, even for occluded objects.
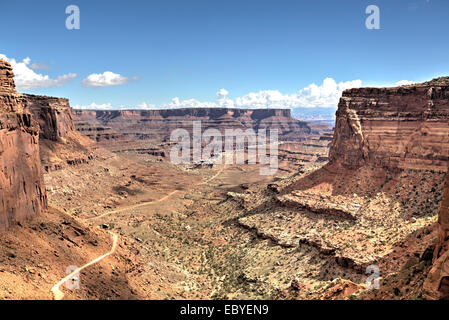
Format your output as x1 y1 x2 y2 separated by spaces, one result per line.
87 190 180 220
51 232 119 300
200 163 227 185
88 163 227 220
50 163 227 300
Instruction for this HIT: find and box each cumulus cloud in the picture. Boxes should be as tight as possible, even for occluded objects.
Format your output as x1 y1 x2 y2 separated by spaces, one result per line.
0 54 76 90
73 103 115 110
74 102 135 110
135 102 156 109
160 78 362 109
74 102 151 110
395 80 416 86
74 101 157 110
75 78 364 111
216 88 229 99
82 71 138 87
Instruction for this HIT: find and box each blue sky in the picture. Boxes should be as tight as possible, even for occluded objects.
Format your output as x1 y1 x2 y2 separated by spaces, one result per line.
1 0 448 110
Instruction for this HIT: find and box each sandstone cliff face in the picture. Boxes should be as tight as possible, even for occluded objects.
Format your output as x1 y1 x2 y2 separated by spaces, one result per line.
73 108 311 143
22 94 95 173
24 94 75 141
436 173 449 258
424 162 449 299
330 78 449 171
0 60 47 231
0 62 15 94
329 77 449 299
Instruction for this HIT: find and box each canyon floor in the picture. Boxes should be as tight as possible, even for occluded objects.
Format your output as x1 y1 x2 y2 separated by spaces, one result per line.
0 124 441 300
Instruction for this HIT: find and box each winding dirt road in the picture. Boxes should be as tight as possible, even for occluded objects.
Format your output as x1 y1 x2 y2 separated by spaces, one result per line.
87 190 180 221
87 163 227 220
50 163 226 300
51 232 119 300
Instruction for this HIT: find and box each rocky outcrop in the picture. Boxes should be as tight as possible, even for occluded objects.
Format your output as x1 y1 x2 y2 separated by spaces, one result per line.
329 77 449 299
423 164 449 299
0 60 47 231
73 108 312 143
424 249 449 300
0 61 15 94
277 192 360 220
435 171 449 260
23 94 75 141
20 93 96 173
329 78 449 171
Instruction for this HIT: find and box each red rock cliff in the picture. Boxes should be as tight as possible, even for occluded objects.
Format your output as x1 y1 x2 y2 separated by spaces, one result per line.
24 94 75 141
329 77 449 299
72 108 311 143
0 60 47 231
330 78 449 171
21 94 95 173
424 158 449 299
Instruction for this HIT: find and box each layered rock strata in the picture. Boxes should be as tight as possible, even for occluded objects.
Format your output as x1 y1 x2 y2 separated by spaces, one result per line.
424 163 449 299
330 78 449 171
73 108 312 143
329 77 449 299
24 94 75 141
0 60 47 231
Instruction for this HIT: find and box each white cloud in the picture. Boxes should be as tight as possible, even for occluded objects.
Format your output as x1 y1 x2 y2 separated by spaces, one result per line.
73 103 115 110
75 78 364 111
73 102 139 110
135 102 156 109
74 101 158 110
395 80 416 86
160 78 362 109
0 54 76 90
216 88 229 99
82 71 137 87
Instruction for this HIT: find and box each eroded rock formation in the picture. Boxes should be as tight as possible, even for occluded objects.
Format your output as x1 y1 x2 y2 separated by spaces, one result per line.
424 165 449 299
330 78 449 171
21 94 95 173
0 60 47 231
24 94 75 141
73 108 312 143
329 77 449 299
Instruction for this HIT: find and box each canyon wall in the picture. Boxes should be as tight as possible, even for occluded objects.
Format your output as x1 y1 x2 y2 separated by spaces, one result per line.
436 173 449 259
329 77 449 299
424 165 449 299
24 94 75 141
72 108 312 143
329 78 449 171
22 94 95 173
0 60 47 231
